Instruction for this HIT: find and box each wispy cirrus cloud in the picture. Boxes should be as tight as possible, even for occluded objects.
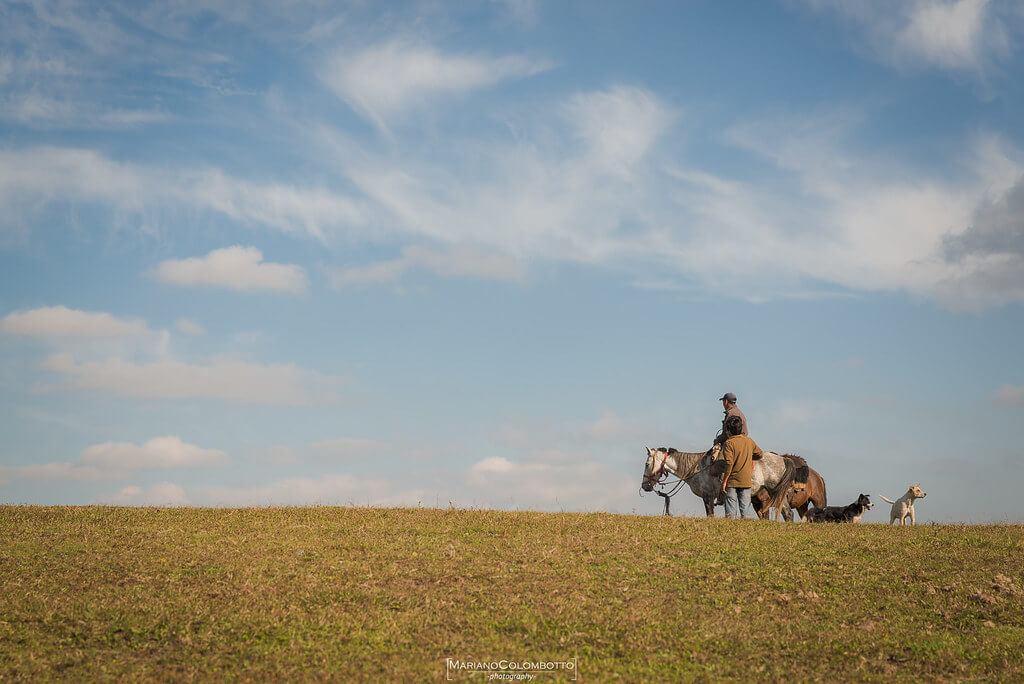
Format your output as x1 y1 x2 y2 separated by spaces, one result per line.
0 147 368 241
150 246 309 294
316 81 1024 309
320 40 552 130
322 84 676 264
2 79 1022 312
327 244 525 288
0 92 170 129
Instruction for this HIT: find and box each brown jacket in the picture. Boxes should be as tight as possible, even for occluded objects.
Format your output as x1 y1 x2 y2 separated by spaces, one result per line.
722 434 762 488
715 404 748 444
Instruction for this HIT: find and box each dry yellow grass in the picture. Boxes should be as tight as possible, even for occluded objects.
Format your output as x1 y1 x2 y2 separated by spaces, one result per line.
1 506 1022 681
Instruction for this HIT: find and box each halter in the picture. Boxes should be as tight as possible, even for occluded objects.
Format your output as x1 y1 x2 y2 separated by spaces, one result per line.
642 451 671 487
642 448 721 515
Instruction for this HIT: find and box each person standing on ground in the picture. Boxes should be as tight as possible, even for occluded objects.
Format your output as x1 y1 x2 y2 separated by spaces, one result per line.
720 414 762 520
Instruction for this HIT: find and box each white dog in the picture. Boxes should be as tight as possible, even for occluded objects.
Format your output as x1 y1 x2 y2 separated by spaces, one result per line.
878 484 927 526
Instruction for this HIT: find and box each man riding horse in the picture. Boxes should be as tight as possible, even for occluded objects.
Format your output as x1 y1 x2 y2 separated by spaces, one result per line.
714 392 746 445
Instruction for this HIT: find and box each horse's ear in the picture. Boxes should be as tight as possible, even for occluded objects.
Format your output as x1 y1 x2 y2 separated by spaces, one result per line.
644 446 651 455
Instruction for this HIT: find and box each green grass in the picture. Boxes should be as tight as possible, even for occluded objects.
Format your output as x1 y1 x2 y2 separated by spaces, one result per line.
1 506 1022 681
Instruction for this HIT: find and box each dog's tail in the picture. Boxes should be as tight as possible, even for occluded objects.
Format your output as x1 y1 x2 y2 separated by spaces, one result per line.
878 494 896 504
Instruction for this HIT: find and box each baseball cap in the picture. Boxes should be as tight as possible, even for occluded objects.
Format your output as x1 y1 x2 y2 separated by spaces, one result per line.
719 392 737 402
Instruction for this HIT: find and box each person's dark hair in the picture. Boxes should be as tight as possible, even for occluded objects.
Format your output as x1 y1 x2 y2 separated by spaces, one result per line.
725 415 744 437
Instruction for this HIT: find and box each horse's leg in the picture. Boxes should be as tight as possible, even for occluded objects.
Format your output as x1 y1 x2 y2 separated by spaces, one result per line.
703 495 716 518
781 500 793 523
752 490 770 520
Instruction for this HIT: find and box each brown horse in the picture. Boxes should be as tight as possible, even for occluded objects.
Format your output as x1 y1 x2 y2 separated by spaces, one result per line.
780 454 827 521
752 454 827 521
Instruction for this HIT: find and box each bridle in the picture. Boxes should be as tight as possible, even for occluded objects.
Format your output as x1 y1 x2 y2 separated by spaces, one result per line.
641 448 721 514
642 451 671 488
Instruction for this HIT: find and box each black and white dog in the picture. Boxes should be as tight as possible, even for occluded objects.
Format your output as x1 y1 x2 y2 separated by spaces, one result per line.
808 494 873 523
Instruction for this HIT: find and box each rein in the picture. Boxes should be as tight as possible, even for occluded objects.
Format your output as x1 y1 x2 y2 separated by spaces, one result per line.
643 449 719 515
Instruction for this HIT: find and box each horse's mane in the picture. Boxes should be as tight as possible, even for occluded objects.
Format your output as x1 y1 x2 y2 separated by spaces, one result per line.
781 453 807 469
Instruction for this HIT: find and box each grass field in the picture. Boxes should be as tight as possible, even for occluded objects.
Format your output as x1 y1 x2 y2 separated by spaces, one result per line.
1 506 1022 681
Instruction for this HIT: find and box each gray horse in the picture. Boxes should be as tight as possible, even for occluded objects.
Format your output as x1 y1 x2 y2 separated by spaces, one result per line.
640 446 795 518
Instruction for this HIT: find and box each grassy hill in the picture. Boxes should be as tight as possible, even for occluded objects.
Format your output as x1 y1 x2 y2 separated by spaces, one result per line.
1 506 1022 681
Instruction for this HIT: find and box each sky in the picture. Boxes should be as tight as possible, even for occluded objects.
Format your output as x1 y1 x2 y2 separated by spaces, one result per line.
1 0 1022 522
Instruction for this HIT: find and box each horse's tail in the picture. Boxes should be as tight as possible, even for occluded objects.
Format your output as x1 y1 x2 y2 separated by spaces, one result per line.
793 465 809 492
764 457 797 513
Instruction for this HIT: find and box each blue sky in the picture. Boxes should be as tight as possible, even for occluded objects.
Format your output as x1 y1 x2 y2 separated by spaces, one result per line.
1 0 1022 521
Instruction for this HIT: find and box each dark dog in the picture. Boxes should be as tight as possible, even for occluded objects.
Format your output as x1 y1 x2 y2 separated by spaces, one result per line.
807 494 873 523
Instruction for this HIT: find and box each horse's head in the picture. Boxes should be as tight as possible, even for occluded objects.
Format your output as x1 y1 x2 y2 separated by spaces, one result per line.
641 446 668 492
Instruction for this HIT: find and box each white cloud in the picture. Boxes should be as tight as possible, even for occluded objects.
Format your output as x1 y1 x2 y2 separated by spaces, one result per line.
317 87 1024 310
320 40 552 129
0 462 107 484
585 410 628 441
562 86 677 175
41 352 339 405
3 82 1021 311
175 318 205 336
466 455 638 510
706 122 1024 309
996 384 1024 405
322 85 677 265
150 246 309 294
900 0 1002 70
80 436 226 469
327 244 525 287
0 436 223 484
104 483 191 506
88 455 638 511
1 306 152 339
801 0 1010 73
494 411 651 463
469 455 524 479
193 475 425 507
